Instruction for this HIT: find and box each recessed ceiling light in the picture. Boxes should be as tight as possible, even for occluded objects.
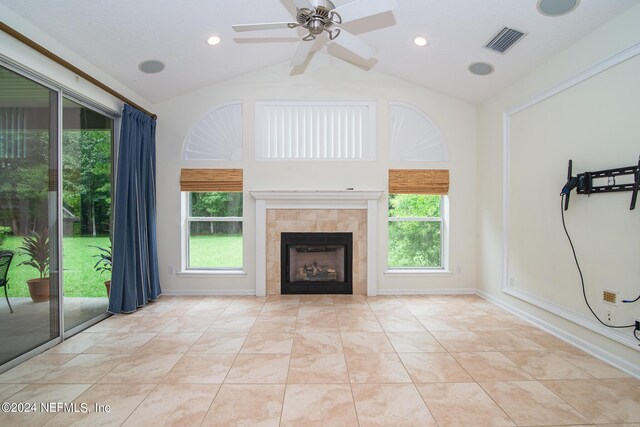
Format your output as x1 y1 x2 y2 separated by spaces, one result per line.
138 60 165 74
468 62 494 76
537 0 580 17
413 36 428 47
206 35 222 46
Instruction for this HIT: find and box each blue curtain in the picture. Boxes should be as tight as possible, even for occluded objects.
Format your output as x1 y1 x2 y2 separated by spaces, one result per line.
108 104 161 313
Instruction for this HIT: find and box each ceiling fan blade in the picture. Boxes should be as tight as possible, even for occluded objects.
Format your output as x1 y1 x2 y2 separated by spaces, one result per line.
293 0 314 10
290 40 315 67
232 22 294 32
332 30 378 60
334 0 397 23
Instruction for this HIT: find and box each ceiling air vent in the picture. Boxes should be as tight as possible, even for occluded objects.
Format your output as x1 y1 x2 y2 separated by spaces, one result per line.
484 27 527 54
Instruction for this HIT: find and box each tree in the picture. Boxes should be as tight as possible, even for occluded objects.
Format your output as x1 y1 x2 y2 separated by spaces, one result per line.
388 194 442 267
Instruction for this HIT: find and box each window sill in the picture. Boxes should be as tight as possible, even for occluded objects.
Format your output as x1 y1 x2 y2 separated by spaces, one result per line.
384 269 452 277
177 270 247 278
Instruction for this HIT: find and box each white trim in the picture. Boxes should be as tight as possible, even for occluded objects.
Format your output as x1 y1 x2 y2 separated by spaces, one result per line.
384 270 452 276
477 290 640 378
377 288 475 295
177 270 247 278
162 289 256 296
503 287 640 350
502 42 640 344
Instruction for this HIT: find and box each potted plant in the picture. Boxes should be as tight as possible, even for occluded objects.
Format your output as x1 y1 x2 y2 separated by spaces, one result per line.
19 227 50 303
92 244 112 296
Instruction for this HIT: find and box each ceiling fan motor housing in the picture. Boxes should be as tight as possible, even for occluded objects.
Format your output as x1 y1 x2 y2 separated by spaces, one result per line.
297 0 338 37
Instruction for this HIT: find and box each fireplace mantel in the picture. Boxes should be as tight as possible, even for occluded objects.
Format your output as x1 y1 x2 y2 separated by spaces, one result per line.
251 190 384 296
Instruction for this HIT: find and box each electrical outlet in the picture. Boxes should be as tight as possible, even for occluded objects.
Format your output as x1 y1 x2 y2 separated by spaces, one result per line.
605 310 614 325
509 277 515 288
168 265 175 275
457 265 462 273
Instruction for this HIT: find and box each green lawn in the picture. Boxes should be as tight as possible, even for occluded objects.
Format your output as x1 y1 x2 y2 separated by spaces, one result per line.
189 234 243 268
2 236 110 298
1 234 243 297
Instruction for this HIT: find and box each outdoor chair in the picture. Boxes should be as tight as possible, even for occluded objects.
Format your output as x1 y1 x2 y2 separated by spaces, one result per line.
0 251 14 313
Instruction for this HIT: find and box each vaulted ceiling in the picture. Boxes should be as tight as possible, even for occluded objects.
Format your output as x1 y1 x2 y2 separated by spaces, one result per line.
1 0 637 104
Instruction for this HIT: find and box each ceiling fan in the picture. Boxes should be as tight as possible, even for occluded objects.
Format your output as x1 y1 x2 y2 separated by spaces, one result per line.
232 0 397 67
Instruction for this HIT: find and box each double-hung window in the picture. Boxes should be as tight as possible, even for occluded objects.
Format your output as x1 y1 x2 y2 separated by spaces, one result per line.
388 194 443 269
181 169 243 271
387 169 449 270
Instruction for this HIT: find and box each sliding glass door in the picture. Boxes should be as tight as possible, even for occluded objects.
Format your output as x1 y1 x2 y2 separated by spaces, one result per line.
0 65 60 365
62 98 112 331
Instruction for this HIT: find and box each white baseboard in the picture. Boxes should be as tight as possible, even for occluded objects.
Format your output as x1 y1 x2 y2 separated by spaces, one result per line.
477 290 640 379
376 288 476 295
162 289 256 296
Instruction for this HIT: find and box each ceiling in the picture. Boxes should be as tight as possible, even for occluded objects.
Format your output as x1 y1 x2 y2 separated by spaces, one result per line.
1 0 637 104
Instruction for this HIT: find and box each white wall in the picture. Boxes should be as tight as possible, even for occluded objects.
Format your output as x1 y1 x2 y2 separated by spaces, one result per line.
477 4 640 374
154 53 477 295
0 3 150 113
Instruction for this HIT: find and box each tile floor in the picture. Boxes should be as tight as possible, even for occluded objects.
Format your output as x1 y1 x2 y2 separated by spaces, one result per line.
0 294 638 426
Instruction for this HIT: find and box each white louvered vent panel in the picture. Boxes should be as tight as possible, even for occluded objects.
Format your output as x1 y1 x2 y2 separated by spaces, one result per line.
255 102 376 160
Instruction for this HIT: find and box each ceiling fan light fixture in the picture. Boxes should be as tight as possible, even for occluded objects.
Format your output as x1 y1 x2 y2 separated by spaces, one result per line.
206 35 222 46
413 36 428 47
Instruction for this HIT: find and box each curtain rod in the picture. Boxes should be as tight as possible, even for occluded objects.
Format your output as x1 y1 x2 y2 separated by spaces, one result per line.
0 21 157 120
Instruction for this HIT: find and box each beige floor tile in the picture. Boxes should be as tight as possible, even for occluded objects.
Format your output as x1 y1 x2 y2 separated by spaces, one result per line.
399 353 473 383
84 314 133 333
292 332 343 353
44 383 155 427
160 314 216 333
116 315 178 333
524 329 582 352
0 384 90 427
455 315 512 331
346 353 412 383
477 331 546 352
416 315 466 331
387 331 446 353
135 332 201 354
555 351 632 379
0 353 77 383
37 353 129 384
189 333 247 353
221 304 263 317
0 383 28 401
83 333 156 353
340 332 395 353
481 381 590 426
376 314 426 332
201 384 285 427
288 353 349 383
225 354 290 384
281 384 358 427
161 353 236 384
251 316 297 332
352 384 437 427
297 306 335 319
431 331 497 352
295 315 339 332
122 383 219 427
46 332 109 353
417 382 514 427
98 353 182 383
259 305 299 317
208 315 257 332
337 313 384 332
451 352 534 382
503 352 594 380
543 378 640 424
240 332 293 353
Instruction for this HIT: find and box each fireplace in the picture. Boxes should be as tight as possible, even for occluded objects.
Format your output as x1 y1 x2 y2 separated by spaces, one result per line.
281 232 353 294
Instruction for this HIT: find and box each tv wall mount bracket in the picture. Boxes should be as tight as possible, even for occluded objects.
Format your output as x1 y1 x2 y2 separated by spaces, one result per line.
561 156 640 211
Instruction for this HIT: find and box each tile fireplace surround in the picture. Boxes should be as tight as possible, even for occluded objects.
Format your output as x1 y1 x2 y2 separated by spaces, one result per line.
251 191 384 297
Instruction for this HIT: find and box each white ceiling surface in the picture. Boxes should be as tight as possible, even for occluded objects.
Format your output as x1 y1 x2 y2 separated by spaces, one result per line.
1 0 637 104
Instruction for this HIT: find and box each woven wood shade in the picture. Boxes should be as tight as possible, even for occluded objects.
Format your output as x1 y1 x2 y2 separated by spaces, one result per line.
388 169 449 195
180 169 243 192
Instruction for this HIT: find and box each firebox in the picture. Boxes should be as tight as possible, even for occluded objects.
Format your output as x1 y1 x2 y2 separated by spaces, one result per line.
281 232 353 294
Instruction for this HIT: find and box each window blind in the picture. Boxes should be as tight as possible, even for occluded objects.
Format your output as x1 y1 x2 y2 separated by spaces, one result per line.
180 168 243 192
388 169 449 194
